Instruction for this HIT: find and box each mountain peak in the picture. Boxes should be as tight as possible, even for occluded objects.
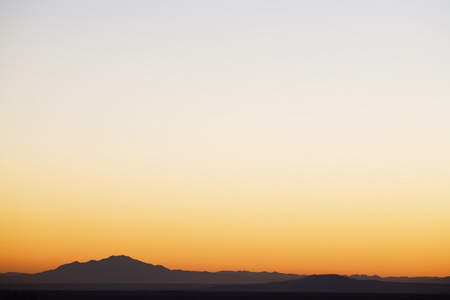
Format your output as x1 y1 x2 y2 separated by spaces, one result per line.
97 255 155 267
104 255 136 261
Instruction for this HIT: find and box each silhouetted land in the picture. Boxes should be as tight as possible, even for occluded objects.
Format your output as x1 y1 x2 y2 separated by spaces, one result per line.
0 256 301 284
2 256 449 285
212 275 450 294
2 291 450 300
2 256 450 299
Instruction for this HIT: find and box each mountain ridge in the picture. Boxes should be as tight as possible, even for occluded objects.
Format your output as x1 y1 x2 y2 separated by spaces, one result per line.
1 255 449 285
0 255 302 284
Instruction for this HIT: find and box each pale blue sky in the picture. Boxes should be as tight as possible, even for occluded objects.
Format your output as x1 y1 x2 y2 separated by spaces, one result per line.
2 1 449 173
2 0 449 175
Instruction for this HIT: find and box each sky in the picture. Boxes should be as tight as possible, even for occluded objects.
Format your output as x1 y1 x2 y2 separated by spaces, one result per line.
1 0 449 276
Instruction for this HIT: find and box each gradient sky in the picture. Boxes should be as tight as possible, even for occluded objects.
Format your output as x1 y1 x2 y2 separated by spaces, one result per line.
1 0 449 276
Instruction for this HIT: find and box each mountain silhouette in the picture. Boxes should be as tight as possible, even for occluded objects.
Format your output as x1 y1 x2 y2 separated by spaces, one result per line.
1 256 450 294
0 255 301 284
213 274 450 294
349 274 450 284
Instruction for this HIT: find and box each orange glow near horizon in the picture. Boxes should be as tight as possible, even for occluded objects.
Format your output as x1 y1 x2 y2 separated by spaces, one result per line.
2 170 449 276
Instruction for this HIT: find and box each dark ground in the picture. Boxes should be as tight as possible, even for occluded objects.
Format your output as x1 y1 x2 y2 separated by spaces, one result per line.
1 291 450 300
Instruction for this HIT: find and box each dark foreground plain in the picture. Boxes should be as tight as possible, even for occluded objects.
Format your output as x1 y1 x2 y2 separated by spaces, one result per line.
2 291 450 300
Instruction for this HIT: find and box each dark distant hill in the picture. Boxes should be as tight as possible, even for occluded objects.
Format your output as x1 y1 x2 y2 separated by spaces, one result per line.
349 274 450 284
213 274 450 294
0 255 302 284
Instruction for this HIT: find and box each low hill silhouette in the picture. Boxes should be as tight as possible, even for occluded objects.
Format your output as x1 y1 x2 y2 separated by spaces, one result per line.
213 274 450 294
349 274 450 284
